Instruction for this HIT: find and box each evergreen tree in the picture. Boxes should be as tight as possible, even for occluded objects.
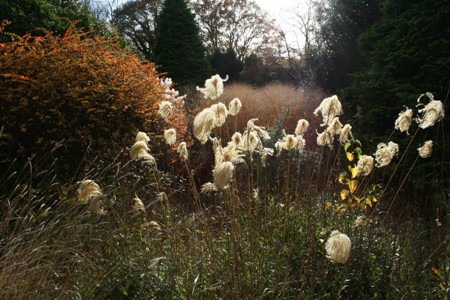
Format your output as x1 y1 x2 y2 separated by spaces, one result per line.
0 0 101 36
208 48 243 82
153 0 211 86
344 0 450 210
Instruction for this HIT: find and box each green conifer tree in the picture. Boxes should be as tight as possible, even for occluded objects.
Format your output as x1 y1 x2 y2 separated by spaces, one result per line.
154 0 211 86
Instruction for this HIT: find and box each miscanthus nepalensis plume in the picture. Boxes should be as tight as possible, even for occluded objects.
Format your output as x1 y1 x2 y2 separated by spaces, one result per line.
394 107 413 134
130 141 156 165
295 119 309 136
228 98 242 116
325 230 351 264
416 92 445 129
193 107 216 144
317 130 333 147
164 128 177 145
357 155 374 176
158 101 173 121
210 102 229 127
314 95 343 126
177 142 188 160
213 161 235 190
135 131 150 144
375 141 399 167
132 196 145 212
339 124 353 145
77 180 102 204
418 140 433 158
196 74 229 100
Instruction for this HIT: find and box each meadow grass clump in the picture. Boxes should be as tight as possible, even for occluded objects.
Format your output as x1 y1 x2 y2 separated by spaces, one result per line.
0 75 447 299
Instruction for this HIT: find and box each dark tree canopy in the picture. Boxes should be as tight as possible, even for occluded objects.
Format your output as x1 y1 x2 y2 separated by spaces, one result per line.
0 0 101 35
310 0 383 92
111 0 163 61
154 0 211 85
208 48 243 82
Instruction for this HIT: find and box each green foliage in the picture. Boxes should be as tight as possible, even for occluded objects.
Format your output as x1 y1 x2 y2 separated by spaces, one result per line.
0 0 102 36
154 0 212 86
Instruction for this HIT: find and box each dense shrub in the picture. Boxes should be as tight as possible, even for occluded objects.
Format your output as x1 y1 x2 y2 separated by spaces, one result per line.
0 22 188 173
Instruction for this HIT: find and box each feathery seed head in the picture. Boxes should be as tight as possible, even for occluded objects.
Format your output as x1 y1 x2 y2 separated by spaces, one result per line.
213 161 234 190
177 142 188 160
135 131 150 144
357 155 374 176
416 92 445 129
418 140 433 158
158 101 173 121
196 74 228 100
295 119 309 136
339 124 352 145
314 95 343 126
228 98 242 116
164 128 177 145
325 230 351 264
375 141 399 167
193 107 216 144
77 180 102 204
395 107 413 134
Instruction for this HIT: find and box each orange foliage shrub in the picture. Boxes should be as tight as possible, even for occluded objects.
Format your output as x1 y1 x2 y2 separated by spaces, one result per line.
0 22 188 170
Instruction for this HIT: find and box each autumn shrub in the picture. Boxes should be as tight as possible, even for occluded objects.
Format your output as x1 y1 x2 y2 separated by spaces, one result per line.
0 22 188 174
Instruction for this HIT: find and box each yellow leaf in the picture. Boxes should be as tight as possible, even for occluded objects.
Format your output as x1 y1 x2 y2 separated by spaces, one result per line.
338 172 347 184
340 189 349 200
365 198 373 208
346 151 354 161
325 201 332 210
349 166 359 178
348 180 358 193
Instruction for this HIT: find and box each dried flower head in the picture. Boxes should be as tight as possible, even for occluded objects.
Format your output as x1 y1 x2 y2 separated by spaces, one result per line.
394 107 413 134
231 132 243 147
317 130 333 147
246 118 271 140
210 102 229 127
164 128 177 145
193 107 216 144
89 194 105 215
243 131 261 152
177 141 188 160
132 196 145 212
158 101 173 121
325 230 351 264
418 140 433 158
201 182 219 194
339 124 352 145
228 98 242 116
215 141 244 165
314 95 343 126
375 141 399 167
213 161 235 190
295 119 309 136
327 117 343 136
77 180 102 204
296 135 306 152
196 74 229 100
261 147 274 167
280 134 298 150
357 155 374 176
157 192 168 203
130 141 156 165
135 131 150 144
416 93 445 129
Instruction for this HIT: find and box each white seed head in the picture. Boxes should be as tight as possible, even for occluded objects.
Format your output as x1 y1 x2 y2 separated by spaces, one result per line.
135 131 150 144
325 230 351 264
375 141 399 167
164 128 177 146
395 107 413 134
416 93 445 129
196 74 228 100
228 98 242 116
210 102 229 127
357 155 374 176
418 140 433 158
77 180 102 204
158 101 173 121
314 95 343 126
177 141 188 160
295 119 309 136
193 107 216 144
213 161 234 190
339 124 352 145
